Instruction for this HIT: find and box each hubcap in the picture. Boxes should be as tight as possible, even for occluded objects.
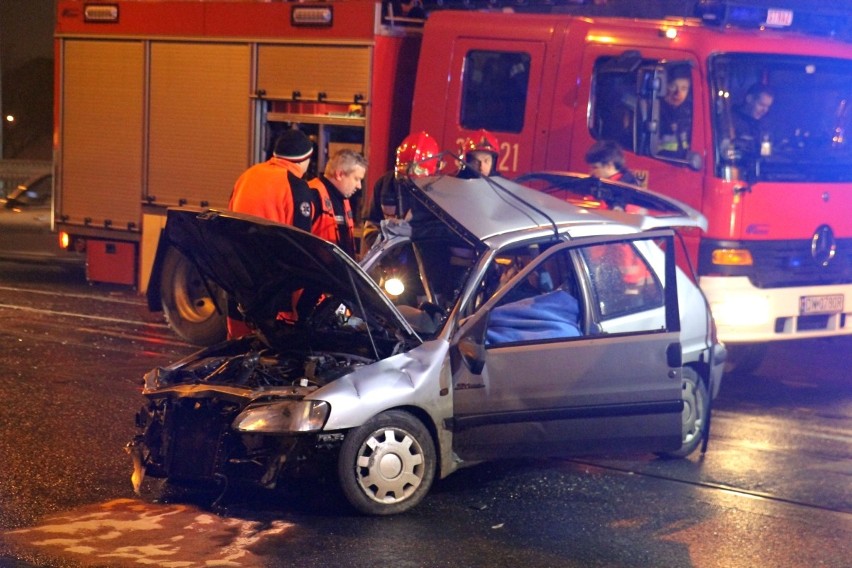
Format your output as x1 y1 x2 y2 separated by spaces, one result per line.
356 428 424 504
682 381 704 444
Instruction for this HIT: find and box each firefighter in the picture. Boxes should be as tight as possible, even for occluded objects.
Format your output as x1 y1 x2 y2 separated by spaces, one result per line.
731 83 775 156
585 140 639 186
227 129 319 338
308 149 367 258
658 65 692 157
458 129 501 178
361 131 440 253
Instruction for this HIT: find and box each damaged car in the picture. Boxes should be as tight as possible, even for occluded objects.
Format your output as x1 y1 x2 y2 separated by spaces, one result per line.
130 171 725 516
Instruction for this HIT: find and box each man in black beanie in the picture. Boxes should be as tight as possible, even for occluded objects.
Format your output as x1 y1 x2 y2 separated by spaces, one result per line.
227 129 320 338
229 129 318 231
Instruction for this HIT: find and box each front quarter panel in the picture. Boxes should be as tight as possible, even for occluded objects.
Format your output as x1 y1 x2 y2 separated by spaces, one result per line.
314 339 452 433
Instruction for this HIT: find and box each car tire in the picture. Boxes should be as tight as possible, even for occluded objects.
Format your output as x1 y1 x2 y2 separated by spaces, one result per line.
660 367 708 459
160 246 227 346
338 410 436 516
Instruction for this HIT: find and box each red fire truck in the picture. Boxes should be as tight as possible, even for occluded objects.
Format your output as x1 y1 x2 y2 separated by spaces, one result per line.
54 0 852 370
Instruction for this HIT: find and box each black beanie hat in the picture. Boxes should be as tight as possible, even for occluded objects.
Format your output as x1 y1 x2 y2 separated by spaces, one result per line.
273 130 313 161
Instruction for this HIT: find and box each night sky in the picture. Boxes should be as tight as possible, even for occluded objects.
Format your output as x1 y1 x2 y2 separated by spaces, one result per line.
1 1 56 71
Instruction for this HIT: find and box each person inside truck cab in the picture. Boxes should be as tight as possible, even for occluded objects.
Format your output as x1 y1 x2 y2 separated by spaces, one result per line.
308 149 367 259
585 140 639 187
658 65 693 158
361 131 440 254
730 83 775 156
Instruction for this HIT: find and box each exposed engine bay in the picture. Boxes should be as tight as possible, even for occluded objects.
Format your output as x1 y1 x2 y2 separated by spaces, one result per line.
150 339 376 391
130 338 377 492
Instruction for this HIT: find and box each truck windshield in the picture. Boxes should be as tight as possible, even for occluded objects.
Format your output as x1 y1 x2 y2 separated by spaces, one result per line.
711 53 852 182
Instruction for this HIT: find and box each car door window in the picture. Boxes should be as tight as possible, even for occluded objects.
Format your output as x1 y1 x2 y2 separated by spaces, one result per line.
468 242 554 315
480 237 667 346
579 240 665 332
483 245 583 346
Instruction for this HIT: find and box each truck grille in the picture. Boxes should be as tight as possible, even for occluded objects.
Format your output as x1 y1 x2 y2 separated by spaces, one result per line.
699 238 852 289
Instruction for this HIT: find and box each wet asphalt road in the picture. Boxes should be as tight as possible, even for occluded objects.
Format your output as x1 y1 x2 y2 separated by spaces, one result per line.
0 260 849 567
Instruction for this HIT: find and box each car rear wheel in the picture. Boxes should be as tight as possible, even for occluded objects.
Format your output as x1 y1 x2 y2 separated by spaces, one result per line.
660 367 708 458
338 410 436 516
160 246 227 346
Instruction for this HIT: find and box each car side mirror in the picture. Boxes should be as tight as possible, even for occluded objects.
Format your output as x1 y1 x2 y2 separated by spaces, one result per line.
458 336 485 375
686 151 703 171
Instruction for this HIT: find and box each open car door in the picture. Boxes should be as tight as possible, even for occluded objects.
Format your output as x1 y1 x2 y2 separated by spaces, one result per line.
450 230 684 460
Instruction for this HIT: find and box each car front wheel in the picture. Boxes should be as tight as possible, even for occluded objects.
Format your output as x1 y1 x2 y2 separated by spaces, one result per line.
338 410 436 516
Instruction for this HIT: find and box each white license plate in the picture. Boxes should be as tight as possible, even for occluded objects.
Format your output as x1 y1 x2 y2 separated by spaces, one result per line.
766 8 793 28
799 294 844 315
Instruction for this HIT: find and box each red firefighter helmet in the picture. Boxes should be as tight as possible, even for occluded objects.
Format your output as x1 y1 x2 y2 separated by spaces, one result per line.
395 131 440 176
461 129 500 159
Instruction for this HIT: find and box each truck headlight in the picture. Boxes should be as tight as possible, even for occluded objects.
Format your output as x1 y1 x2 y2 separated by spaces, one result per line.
233 400 330 433
710 295 770 327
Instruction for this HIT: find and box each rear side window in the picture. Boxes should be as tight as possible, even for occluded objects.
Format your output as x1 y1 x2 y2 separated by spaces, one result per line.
461 50 531 133
579 242 663 321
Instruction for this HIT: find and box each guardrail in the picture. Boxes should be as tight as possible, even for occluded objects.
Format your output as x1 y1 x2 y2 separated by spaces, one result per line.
0 159 52 198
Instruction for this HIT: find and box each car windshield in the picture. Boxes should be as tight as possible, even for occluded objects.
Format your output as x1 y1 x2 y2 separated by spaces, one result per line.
711 53 852 182
7 175 51 206
365 238 476 337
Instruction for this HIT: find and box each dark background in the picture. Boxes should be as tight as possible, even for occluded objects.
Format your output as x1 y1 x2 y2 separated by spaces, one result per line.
1 0 56 160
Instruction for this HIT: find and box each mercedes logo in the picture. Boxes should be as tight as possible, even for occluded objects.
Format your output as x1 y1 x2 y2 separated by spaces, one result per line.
811 225 837 267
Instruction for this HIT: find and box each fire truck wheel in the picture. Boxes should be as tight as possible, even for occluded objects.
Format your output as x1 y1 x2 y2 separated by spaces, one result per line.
338 410 436 516
724 344 768 375
160 246 227 346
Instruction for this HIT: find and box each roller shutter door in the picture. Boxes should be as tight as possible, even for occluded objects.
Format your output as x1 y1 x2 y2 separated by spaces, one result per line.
148 42 251 209
59 40 143 230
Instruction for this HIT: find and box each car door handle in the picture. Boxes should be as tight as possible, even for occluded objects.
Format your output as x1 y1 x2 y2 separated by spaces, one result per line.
666 342 682 369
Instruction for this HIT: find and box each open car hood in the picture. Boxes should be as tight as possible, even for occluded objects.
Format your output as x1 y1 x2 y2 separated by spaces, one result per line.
160 208 420 350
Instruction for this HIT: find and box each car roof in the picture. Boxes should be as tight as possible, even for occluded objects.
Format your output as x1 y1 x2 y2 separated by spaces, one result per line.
410 175 622 244
410 173 705 246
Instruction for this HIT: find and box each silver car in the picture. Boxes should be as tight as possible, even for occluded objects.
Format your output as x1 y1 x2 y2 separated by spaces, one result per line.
0 173 84 265
131 172 725 516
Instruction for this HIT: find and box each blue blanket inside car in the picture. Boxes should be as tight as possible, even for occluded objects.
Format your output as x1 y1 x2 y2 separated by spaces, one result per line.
486 289 582 345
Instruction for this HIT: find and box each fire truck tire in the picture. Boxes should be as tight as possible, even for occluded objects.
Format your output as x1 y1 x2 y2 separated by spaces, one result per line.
724 344 768 375
160 246 227 346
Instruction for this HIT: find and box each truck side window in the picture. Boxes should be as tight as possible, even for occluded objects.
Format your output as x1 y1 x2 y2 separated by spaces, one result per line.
591 57 694 161
461 50 531 133
590 60 639 152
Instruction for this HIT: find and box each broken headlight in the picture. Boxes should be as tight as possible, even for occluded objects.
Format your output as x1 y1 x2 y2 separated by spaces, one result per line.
232 400 330 433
